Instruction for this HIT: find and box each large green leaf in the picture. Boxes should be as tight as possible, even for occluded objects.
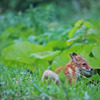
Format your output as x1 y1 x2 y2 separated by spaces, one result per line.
1 41 49 63
0 41 55 70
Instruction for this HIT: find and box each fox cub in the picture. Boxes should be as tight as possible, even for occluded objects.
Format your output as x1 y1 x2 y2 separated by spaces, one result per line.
42 52 92 85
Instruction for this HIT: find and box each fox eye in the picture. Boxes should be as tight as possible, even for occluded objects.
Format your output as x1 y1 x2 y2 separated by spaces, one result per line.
82 63 86 66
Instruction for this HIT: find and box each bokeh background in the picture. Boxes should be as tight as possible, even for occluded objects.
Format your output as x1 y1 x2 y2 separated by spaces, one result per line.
0 0 100 34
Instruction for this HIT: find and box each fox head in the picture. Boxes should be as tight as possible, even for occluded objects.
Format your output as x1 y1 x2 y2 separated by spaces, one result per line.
70 52 93 72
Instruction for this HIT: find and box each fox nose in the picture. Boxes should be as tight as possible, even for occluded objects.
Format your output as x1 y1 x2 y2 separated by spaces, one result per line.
89 68 93 71
85 68 93 72
91 68 93 71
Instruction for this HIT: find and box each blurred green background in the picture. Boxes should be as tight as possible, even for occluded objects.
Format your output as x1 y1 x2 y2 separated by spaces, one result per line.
1 0 100 20
0 0 100 34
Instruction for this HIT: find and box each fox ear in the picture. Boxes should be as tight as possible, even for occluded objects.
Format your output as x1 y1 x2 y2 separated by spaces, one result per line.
72 52 77 56
70 54 77 62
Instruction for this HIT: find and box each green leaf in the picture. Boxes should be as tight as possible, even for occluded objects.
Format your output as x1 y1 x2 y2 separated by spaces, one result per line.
90 74 100 82
83 21 92 28
66 36 80 46
69 20 83 38
69 20 92 38
0 41 53 70
46 39 66 50
74 19 83 27
30 51 60 60
92 46 100 60
0 24 35 40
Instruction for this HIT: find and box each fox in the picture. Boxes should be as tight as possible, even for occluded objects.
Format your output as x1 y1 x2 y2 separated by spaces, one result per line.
42 52 93 85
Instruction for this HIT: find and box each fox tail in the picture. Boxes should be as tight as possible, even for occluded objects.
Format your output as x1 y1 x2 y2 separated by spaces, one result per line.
42 70 59 84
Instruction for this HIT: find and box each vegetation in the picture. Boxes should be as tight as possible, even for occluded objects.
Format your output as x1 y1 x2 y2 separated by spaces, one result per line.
0 0 100 100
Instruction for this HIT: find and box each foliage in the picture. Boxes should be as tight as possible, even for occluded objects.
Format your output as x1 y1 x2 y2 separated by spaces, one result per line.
0 2 100 100
0 19 100 70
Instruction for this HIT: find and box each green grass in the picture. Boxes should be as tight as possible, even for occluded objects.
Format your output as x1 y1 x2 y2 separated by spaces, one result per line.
0 64 100 100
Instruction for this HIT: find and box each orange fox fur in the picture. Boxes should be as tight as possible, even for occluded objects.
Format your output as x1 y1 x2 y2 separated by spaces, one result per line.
42 52 92 85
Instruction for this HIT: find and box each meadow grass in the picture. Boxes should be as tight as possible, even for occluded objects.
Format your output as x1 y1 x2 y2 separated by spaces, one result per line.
0 64 100 100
